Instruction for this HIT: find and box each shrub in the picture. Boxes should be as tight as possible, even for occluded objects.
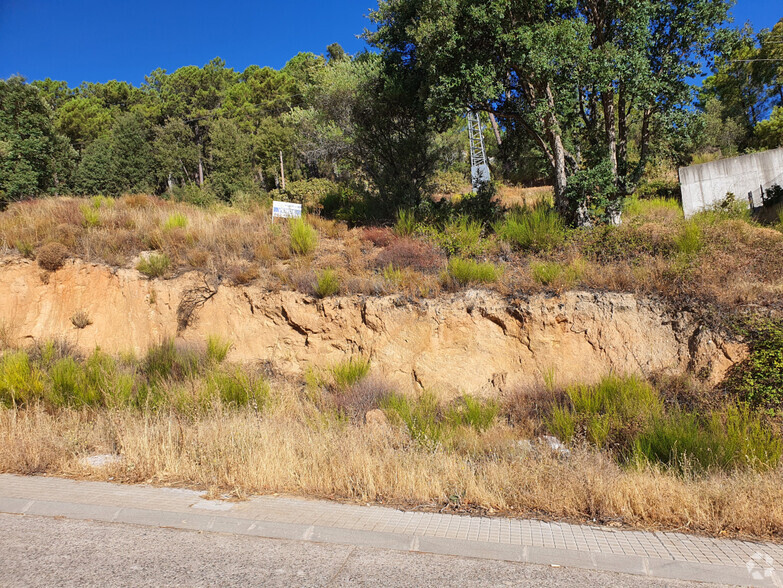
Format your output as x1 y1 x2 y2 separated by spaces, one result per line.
331 375 393 420
143 339 206 382
208 368 269 409
362 227 394 247
164 213 188 230
563 160 620 224
36 242 68 271
284 178 341 212
48 356 100 407
674 221 703 257
80 204 101 228
289 217 318 256
136 253 170 278
427 216 485 257
446 395 498 432
763 184 783 207
315 269 340 298
530 260 584 289
724 319 783 410
624 196 682 219
381 263 404 285
494 205 566 252
0 351 45 406
382 392 444 447
446 257 499 285
14 240 35 259
70 310 92 329
548 375 663 451
394 209 417 237
330 357 371 389
227 262 260 285
431 169 468 194
633 405 781 474
375 238 444 272
634 179 681 202
206 335 231 364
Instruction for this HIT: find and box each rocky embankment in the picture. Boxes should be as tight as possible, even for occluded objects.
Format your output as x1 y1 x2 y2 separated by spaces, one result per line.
0 257 745 396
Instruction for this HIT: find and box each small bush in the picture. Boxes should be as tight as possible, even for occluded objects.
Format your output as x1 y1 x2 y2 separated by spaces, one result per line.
382 392 444 447
289 217 318 256
80 204 101 228
14 240 35 259
431 170 468 194
494 205 565 252
331 375 393 420
394 209 417 237
446 257 499 285
48 356 100 407
143 339 206 382
330 357 371 389
208 368 269 409
674 221 703 257
136 253 170 278
36 242 68 271
427 216 485 257
633 405 781 474
381 263 404 285
164 213 188 230
362 227 394 247
227 262 260 285
315 268 340 298
530 260 584 290
724 319 783 409
446 395 498 432
0 351 45 406
206 335 231 364
70 310 92 329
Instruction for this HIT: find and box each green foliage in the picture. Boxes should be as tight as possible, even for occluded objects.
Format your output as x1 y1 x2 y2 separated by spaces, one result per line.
330 357 371 389
633 405 781 474
284 178 341 212
382 392 445 447
289 217 318 255
446 395 498 432
674 221 704 257
624 196 682 218
381 263 404 285
208 368 269 409
431 170 467 194
563 160 620 225
136 253 170 278
426 216 485 257
548 375 663 450
163 213 188 230
143 339 205 383
725 319 783 410
315 268 340 297
394 209 417 237
80 203 101 227
0 351 45 406
446 257 499 285
530 260 584 289
206 335 232 364
763 184 783 207
634 180 682 202
494 205 565 252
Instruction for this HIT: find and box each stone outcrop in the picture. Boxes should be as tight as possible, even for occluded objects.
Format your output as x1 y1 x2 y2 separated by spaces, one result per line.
0 258 744 396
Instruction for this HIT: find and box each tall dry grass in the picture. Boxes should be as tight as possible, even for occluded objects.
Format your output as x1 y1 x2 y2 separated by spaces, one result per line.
1 400 782 539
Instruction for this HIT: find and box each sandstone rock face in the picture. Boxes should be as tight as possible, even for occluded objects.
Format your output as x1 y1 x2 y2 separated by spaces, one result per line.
0 258 744 396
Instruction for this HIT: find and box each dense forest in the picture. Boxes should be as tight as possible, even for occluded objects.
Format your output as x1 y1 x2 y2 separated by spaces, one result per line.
1 2 782 224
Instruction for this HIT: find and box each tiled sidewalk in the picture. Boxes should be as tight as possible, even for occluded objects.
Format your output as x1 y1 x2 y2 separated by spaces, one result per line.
0 474 781 587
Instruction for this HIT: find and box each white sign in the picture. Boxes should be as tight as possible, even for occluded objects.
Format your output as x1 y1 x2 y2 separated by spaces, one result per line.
272 200 302 219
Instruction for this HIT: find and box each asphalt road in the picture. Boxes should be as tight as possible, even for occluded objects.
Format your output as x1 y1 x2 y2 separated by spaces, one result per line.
0 513 723 587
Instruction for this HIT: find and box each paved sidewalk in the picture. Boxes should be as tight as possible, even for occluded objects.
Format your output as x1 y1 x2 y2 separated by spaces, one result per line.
0 474 781 587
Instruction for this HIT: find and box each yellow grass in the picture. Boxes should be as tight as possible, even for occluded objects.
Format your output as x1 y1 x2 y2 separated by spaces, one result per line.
1 398 782 540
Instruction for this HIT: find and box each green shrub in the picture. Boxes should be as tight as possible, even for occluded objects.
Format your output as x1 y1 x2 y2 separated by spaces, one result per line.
382 392 444 447
164 212 188 230
170 184 217 207
284 178 341 212
633 405 781 474
136 253 170 278
394 209 417 237
14 240 35 259
427 216 485 257
633 180 682 202
548 375 663 451
725 319 783 410
208 368 269 409
143 339 205 382
674 221 703 257
382 263 404 285
80 204 101 228
206 335 231 364
446 257 499 285
0 351 45 406
289 217 318 256
446 395 498 432
431 170 468 194
494 205 566 251
315 268 340 298
47 357 101 407
624 196 682 218
330 357 371 389
530 260 584 289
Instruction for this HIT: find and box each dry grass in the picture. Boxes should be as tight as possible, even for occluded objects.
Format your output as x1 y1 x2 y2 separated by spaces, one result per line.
1 402 782 539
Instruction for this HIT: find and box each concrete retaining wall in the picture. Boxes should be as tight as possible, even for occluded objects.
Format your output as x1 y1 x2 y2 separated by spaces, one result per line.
678 148 783 217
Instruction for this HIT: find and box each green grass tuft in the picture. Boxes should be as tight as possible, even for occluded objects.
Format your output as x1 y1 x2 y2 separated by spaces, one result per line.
164 212 188 230
330 357 371 389
289 217 318 256
136 253 170 278
493 205 565 252
446 257 499 285
206 335 232 364
315 268 340 298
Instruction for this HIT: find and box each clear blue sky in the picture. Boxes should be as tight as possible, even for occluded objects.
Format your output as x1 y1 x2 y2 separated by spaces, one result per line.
0 0 780 87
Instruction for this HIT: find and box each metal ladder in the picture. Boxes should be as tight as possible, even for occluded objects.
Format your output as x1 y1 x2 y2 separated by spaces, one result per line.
467 111 490 192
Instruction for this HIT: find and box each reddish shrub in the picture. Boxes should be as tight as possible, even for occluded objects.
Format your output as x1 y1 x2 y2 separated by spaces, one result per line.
362 227 394 248
376 238 445 272
36 242 69 271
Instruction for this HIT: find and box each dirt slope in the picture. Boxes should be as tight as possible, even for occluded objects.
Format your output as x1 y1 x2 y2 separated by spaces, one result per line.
0 257 745 396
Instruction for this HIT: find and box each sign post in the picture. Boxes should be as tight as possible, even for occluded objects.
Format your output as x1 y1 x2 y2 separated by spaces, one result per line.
272 200 302 220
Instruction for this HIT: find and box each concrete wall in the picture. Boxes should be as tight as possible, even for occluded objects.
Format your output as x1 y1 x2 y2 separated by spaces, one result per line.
678 148 783 218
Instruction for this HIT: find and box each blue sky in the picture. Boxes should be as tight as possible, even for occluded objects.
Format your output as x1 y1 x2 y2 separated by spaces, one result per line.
0 0 780 87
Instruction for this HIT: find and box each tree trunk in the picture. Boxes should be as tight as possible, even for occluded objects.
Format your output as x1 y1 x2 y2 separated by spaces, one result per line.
602 89 617 177
197 156 204 186
638 107 653 178
488 112 502 146
543 84 570 218
617 83 628 195
279 151 286 191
